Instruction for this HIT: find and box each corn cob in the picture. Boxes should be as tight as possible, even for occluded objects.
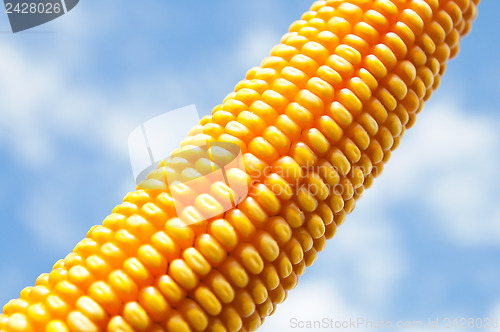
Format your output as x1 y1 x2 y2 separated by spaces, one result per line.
0 0 479 331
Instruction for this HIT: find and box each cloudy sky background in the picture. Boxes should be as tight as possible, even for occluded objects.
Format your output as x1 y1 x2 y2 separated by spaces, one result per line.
0 1 499 331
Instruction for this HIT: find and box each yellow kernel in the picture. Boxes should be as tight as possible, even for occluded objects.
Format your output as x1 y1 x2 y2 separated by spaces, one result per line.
195 193 224 219
234 290 256 318
307 214 326 239
75 296 106 323
88 281 121 316
327 17 351 37
236 243 264 275
125 214 156 243
139 287 170 322
384 32 408 60
26 303 51 326
376 88 397 111
157 275 186 306
282 201 305 228
67 311 99 332
108 269 139 303
45 295 70 320
165 310 191 332
336 44 361 66
349 77 372 102
254 68 278 83
350 124 371 150
272 78 299 101
248 279 268 305
344 139 361 163
123 257 153 288
306 77 334 103
298 27 320 48
269 284 286 304
338 88 363 115
107 316 134 332
284 239 304 265
285 102 314 129
329 148 351 176
249 100 279 124
220 258 249 288
329 101 353 127
27 286 49 303
275 114 302 142
285 33 310 50
253 231 280 262
262 126 291 156
194 285 222 316
46 320 69 332
150 231 180 261
183 247 211 276
364 9 389 32
401 8 424 35
317 115 343 143
180 299 209 331
100 242 126 267
281 67 309 88
302 41 330 64
169 259 199 291
206 271 235 304
236 111 267 135
292 142 318 168
209 219 238 251
326 54 354 78
54 280 83 304
251 183 281 214
165 218 194 249
292 234 312 261
344 33 370 55
226 209 256 240
353 21 380 44
387 74 408 100
317 202 334 226
296 89 325 117
235 88 260 106
273 156 303 184
364 54 387 79
307 172 330 201
89 225 113 244
305 128 330 155
265 173 294 200
261 56 288 72
123 302 151 332
297 186 318 213
248 137 280 165
271 44 299 62
289 19 308 33
123 190 151 207
318 160 340 187
317 65 342 87
338 2 363 23
212 110 235 127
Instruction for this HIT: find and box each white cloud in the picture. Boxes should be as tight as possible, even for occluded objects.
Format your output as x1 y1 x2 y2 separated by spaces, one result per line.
364 100 500 246
488 301 500 331
19 185 82 252
263 281 361 332
236 26 281 70
261 210 407 331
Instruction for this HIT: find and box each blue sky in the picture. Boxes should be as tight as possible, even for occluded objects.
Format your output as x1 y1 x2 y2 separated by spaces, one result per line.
0 1 499 331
